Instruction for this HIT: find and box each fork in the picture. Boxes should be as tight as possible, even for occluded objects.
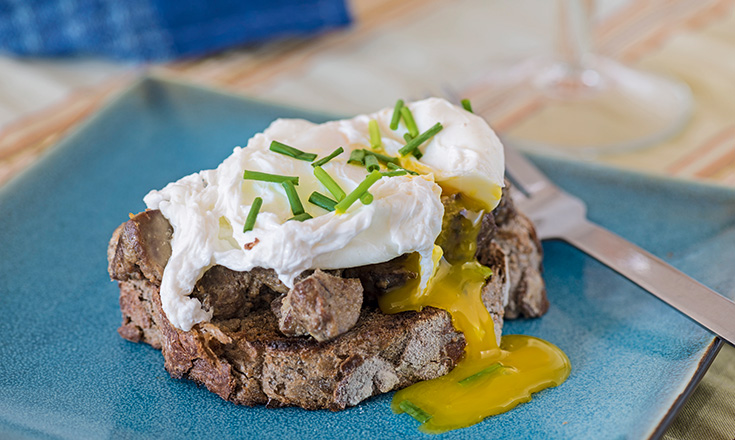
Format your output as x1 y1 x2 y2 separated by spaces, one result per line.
504 146 735 347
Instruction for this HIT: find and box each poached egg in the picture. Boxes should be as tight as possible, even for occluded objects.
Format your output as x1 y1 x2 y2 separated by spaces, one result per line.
144 97 505 331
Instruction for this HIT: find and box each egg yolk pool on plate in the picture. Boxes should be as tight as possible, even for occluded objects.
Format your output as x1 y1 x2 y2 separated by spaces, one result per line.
144 98 571 433
380 192 570 434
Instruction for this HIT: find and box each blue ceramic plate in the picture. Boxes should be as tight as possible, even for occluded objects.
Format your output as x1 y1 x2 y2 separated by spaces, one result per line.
1 78 733 440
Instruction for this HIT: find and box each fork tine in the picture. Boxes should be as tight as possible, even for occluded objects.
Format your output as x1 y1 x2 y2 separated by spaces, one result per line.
503 145 557 195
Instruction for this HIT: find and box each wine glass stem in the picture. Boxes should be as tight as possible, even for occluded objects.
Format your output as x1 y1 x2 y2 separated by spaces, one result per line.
556 0 594 70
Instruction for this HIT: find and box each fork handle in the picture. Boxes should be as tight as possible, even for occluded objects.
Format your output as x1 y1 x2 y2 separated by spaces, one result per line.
562 219 735 347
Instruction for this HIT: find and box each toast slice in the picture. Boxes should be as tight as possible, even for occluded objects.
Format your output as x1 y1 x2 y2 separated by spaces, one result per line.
107 186 546 410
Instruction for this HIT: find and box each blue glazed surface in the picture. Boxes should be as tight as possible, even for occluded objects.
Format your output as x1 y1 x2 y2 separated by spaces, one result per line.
1 78 733 440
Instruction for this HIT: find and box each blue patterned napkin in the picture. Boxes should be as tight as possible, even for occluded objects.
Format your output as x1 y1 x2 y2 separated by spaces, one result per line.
0 0 351 61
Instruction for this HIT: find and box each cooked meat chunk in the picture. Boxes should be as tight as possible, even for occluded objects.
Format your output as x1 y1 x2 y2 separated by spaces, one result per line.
274 269 363 342
192 266 285 320
342 255 417 301
108 209 172 283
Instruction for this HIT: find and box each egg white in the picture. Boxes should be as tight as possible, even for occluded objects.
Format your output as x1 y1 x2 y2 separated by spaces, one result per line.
144 98 505 331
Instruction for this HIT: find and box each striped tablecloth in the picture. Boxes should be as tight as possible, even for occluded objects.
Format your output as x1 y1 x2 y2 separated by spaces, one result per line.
0 0 733 438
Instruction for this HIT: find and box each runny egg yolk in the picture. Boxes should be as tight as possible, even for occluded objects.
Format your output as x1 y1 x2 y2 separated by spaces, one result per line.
378 192 571 434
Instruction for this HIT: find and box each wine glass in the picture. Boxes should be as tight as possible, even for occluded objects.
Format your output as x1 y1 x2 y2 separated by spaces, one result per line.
462 0 692 157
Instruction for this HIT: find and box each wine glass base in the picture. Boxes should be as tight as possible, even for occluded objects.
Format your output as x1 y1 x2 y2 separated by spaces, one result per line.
465 56 693 157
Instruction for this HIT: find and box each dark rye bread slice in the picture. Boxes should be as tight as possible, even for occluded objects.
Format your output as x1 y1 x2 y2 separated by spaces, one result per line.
107 184 547 410
116 276 464 410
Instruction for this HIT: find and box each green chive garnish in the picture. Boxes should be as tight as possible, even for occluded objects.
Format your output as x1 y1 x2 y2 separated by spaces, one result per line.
461 98 474 113
360 192 373 205
398 122 443 156
363 150 399 165
281 180 305 216
243 197 263 232
243 170 299 185
386 162 418 175
398 400 432 423
402 134 422 159
308 191 338 212
368 119 382 150
289 212 313 222
400 106 419 137
364 153 380 172
335 170 382 213
269 140 317 162
313 166 346 201
458 363 504 386
390 99 404 130
348 149 366 165
381 170 408 177
311 146 344 168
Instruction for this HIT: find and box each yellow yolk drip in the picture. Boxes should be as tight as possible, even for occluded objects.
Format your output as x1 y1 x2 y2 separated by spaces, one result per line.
378 194 571 434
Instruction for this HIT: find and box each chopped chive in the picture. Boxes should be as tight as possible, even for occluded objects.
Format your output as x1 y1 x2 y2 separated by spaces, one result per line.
243 170 299 185
360 191 373 205
289 212 313 222
335 170 382 214
308 191 337 212
458 363 504 386
368 119 382 150
381 170 408 177
348 149 366 165
398 122 443 156
400 106 419 137
363 150 399 165
398 400 432 423
402 133 422 158
386 162 419 175
390 99 404 130
313 166 346 201
311 147 344 168
281 180 305 216
243 197 263 232
461 98 474 113
364 153 380 172
269 140 317 162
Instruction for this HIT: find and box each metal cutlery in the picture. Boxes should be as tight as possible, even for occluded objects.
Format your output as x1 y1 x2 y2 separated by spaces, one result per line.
504 146 735 347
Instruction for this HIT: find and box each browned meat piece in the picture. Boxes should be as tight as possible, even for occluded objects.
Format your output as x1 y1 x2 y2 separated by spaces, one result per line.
192 266 285 320
273 269 363 342
108 209 172 283
342 255 417 300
